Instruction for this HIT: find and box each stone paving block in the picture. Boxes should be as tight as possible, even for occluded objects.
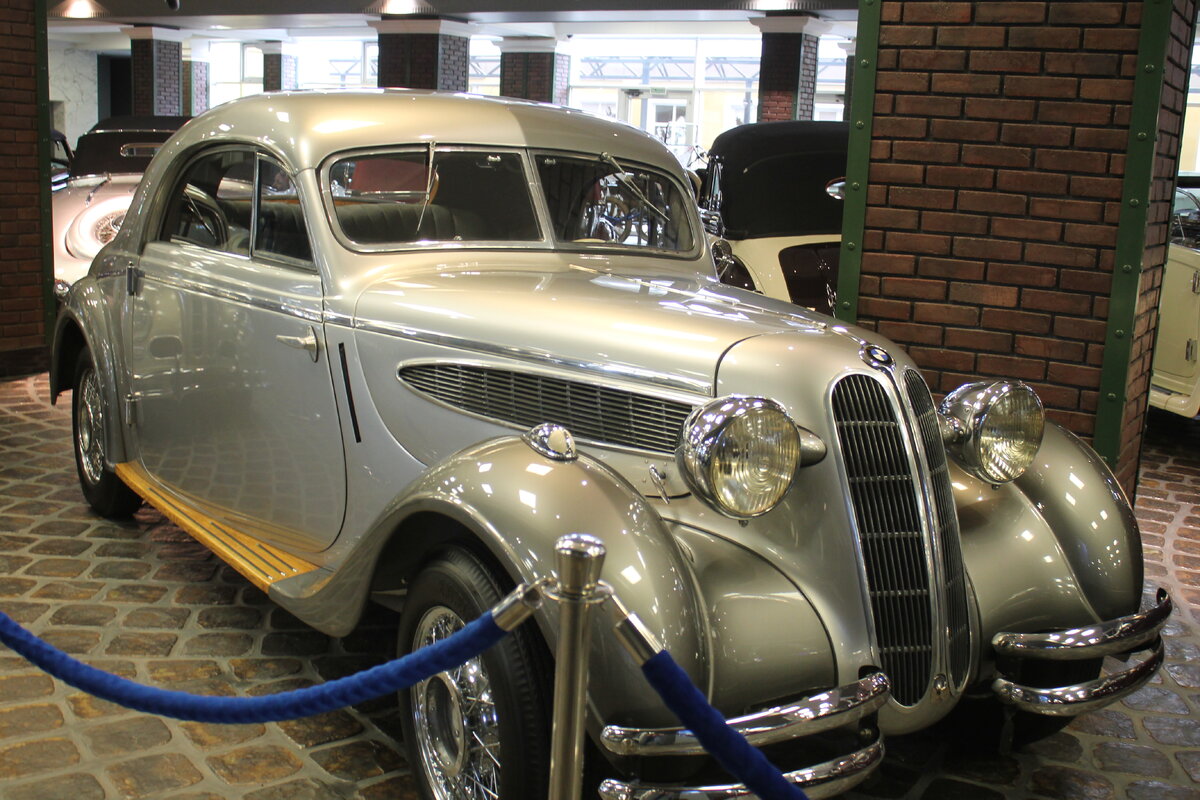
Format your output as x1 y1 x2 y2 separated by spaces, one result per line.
0 737 81 780
1 771 106 800
105 753 205 798
180 720 267 749
206 744 304 784
0 703 64 739
82 716 173 756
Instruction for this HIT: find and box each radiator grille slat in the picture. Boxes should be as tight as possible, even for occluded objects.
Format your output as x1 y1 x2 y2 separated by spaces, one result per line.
905 369 973 688
399 364 693 453
833 374 933 706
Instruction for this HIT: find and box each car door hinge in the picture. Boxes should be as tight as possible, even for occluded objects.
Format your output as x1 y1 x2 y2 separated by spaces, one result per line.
124 392 139 424
1187 339 1197 363
1192 272 1200 294
126 261 141 295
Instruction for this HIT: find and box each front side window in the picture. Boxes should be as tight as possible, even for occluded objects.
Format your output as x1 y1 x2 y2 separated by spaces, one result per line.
536 154 695 253
328 149 539 247
256 157 312 264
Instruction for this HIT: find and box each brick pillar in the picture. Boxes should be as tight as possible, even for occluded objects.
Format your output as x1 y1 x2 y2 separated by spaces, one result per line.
498 38 570 104
752 15 830 122
129 28 183 116
372 17 470 91
183 60 209 115
856 0 1196 497
0 0 46 376
262 42 299 92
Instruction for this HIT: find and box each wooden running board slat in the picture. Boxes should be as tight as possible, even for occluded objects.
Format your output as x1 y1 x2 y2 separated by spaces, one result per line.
115 462 319 592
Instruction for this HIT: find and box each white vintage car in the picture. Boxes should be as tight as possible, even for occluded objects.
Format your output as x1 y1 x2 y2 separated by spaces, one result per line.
51 116 187 291
1149 187 1200 417
52 91 1169 800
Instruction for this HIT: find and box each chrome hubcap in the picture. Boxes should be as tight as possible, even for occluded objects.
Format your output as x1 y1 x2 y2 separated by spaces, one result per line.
76 365 105 486
412 606 501 800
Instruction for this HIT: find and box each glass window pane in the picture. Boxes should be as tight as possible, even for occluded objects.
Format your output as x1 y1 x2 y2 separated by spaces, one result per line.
255 159 312 264
161 149 254 256
329 150 539 246
536 154 694 252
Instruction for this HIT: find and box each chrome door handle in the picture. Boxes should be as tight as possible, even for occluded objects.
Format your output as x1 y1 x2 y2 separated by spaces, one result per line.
276 326 319 362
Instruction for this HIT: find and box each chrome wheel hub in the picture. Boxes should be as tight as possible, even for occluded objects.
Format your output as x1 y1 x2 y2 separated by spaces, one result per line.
412 606 501 800
76 366 105 486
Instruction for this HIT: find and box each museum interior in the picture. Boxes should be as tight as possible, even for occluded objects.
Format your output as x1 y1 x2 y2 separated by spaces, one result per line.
1 1 1200 799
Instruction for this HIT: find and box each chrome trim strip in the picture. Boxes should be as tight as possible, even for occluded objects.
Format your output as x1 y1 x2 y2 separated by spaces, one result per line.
148 272 324 324
600 672 889 756
598 734 884 800
992 636 1164 717
992 588 1172 660
355 316 714 395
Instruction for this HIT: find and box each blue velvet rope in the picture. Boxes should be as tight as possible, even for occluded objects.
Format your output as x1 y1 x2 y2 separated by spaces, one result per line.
0 609 506 723
641 650 810 800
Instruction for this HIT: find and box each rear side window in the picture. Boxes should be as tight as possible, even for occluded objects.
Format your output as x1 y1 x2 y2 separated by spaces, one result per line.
160 149 254 255
328 149 540 247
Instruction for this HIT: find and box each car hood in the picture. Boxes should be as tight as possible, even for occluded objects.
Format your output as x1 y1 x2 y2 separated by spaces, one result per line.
352 262 835 395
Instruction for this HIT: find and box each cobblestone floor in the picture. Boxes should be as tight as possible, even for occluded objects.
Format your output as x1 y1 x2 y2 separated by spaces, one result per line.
0 372 1197 800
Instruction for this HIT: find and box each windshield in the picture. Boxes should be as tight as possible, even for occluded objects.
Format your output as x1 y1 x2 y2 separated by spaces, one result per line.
329 149 540 246
536 154 694 253
70 130 175 178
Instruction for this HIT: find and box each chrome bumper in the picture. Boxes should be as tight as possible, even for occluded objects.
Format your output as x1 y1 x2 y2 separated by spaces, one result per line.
597 672 889 799
990 588 1172 716
598 735 884 800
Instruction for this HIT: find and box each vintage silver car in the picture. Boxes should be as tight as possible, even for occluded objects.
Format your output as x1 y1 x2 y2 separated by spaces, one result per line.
52 116 188 291
51 91 1170 800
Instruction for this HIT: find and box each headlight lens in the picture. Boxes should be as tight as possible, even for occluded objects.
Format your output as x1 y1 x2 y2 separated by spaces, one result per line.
677 397 801 518
940 381 1044 483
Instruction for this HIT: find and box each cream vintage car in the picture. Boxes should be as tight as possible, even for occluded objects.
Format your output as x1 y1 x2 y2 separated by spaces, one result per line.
51 91 1170 800
52 116 188 292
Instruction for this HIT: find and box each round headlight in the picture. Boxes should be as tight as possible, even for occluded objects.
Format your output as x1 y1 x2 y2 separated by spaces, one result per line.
677 397 801 518
940 381 1044 484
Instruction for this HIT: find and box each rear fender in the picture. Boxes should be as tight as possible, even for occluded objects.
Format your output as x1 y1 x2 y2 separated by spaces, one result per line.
50 275 129 465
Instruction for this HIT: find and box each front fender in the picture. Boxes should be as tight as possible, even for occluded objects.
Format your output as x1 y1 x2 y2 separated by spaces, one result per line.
390 435 708 729
956 422 1143 653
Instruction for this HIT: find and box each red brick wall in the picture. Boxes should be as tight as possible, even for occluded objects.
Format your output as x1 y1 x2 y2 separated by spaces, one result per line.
0 0 47 375
131 38 182 116
859 1 1189 481
759 32 819 121
378 32 468 92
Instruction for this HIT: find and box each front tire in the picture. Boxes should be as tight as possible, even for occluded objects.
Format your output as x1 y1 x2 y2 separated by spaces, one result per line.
72 349 141 517
398 547 551 800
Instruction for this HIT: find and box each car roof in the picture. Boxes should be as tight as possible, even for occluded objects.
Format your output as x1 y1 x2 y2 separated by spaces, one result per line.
172 90 679 175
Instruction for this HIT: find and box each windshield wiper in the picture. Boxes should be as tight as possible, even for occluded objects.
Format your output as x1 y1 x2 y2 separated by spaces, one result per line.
416 140 436 232
600 152 669 223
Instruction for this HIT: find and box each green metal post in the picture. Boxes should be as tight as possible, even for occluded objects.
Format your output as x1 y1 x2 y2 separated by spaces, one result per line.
834 0 882 324
1093 0 1175 466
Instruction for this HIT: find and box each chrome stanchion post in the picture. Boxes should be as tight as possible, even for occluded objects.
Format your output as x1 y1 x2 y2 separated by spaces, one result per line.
548 533 606 800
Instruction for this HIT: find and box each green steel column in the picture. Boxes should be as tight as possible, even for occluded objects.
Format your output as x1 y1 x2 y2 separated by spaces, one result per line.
36 0 53 344
1093 0 1174 466
834 0 882 323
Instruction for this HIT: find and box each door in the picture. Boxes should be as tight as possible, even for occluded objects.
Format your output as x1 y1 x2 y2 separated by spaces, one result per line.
128 147 347 552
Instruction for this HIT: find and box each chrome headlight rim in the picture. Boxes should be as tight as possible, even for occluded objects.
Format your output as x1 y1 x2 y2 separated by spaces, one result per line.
676 395 802 520
940 380 1045 484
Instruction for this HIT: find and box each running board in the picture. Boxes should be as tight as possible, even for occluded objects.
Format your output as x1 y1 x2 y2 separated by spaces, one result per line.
114 462 320 592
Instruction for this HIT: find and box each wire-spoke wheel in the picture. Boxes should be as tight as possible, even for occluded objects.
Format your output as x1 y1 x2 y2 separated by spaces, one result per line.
399 547 550 800
71 349 141 517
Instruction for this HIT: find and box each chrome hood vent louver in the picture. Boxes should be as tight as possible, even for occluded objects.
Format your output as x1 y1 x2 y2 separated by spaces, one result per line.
398 364 693 454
